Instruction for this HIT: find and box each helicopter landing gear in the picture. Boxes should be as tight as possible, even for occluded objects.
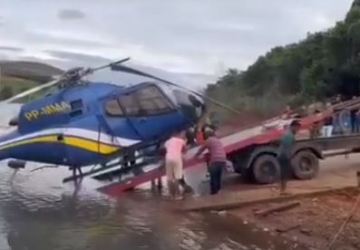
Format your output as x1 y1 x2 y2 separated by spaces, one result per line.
69 166 84 191
70 166 83 180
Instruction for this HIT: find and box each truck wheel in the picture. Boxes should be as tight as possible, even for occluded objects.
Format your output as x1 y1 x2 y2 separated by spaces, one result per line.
292 150 319 180
252 154 280 184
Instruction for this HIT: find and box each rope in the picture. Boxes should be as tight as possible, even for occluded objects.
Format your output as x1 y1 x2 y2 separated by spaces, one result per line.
327 192 360 249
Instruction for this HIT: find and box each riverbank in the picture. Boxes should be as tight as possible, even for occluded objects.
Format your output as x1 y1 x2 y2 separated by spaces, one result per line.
230 188 360 250
181 154 360 250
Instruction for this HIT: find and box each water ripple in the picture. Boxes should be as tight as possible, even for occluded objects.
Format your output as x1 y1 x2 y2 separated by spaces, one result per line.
0 165 300 250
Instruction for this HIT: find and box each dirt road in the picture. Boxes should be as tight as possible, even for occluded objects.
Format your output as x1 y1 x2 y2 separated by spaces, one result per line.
184 152 360 199
181 154 360 250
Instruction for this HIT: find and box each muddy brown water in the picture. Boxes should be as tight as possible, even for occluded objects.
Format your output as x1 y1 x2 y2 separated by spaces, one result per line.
0 163 303 250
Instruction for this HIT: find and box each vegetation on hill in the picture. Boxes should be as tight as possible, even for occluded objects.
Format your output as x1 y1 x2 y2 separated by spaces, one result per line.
0 61 63 83
0 61 63 100
0 76 38 100
207 0 360 119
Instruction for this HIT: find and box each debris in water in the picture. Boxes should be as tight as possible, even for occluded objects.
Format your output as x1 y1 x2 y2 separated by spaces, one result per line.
218 210 227 216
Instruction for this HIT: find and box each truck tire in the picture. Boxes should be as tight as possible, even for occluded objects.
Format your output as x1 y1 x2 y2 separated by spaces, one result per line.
252 154 280 184
291 150 319 180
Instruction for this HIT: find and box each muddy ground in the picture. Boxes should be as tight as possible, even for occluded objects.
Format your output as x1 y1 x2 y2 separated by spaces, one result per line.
229 188 360 250
183 151 360 249
182 138 360 249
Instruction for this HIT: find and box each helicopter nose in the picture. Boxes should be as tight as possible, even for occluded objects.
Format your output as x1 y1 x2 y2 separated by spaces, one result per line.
173 90 205 123
188 94 206 117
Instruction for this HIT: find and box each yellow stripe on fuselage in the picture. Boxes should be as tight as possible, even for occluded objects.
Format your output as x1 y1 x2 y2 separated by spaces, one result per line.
63 137 119 154
0 135 119 155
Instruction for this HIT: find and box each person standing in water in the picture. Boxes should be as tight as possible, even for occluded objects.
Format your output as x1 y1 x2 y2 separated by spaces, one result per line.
277 120 301 195
164 131 187 200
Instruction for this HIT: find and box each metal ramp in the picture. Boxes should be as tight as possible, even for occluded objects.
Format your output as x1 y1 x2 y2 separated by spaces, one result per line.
88 116 313 196
61 142 172 195
96 146 202 196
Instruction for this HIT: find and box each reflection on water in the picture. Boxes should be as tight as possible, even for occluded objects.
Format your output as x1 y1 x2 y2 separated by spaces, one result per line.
0 164 302 250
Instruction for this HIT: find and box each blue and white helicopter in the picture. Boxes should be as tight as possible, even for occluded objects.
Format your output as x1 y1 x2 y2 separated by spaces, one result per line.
0 58 237 183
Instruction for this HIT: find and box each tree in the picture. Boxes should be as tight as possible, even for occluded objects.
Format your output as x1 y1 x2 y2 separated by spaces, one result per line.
207 0 360 114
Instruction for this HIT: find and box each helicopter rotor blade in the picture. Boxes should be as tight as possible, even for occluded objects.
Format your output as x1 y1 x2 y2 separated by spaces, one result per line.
63 57 132 80
3 77 60 103
3 58 131 103
91 57 131 72
111 64 242 115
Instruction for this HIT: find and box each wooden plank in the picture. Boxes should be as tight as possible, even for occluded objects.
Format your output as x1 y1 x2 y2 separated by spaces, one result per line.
276 224 301 233
254 201 301 217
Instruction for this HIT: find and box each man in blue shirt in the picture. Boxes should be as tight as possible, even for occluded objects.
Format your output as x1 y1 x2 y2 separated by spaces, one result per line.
277 120 301 195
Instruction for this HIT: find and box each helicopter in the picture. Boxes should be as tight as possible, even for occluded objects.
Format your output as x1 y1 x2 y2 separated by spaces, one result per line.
0 57 240 183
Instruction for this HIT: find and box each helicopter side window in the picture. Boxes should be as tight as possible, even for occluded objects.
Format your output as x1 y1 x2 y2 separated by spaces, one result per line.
112 85 174 117
105 99 124 116
118 93 142 116
135 86 173 115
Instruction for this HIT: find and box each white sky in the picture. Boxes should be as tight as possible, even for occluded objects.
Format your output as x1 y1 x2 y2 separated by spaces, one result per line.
0 0 354 77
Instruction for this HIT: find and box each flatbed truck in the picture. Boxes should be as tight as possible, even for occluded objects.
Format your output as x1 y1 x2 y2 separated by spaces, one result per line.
74 98 360 196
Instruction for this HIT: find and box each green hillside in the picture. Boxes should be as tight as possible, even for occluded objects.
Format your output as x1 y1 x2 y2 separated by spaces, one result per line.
207 0 360 118
0 61 63 101
0 61 63 83
0 76 37 100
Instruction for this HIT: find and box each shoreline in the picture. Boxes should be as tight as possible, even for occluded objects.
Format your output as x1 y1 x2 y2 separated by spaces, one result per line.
180 154 360 249
228 188 360 250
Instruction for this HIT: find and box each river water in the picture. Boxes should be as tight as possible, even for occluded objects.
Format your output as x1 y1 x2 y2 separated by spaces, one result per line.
0 163 303 250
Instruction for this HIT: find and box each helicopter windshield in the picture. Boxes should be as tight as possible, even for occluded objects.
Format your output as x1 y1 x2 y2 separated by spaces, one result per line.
105 84 175 117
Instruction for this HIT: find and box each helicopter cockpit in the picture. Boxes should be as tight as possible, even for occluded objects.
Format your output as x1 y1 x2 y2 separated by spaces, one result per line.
102 81 205 140
106 84 172 115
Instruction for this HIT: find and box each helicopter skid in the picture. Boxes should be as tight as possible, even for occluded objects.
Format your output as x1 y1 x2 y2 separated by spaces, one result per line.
7 159 26 170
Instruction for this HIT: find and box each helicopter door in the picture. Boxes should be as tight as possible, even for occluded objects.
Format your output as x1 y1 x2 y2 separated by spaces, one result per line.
118 85 181 140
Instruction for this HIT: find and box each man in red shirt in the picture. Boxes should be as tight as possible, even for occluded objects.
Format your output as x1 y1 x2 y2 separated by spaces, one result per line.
194 129 227 195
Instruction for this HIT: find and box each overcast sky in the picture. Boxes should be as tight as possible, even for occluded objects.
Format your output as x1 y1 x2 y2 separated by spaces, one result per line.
0 0 354 77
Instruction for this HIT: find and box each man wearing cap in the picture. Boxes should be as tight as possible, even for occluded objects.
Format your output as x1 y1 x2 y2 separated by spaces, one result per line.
277 120 301 195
